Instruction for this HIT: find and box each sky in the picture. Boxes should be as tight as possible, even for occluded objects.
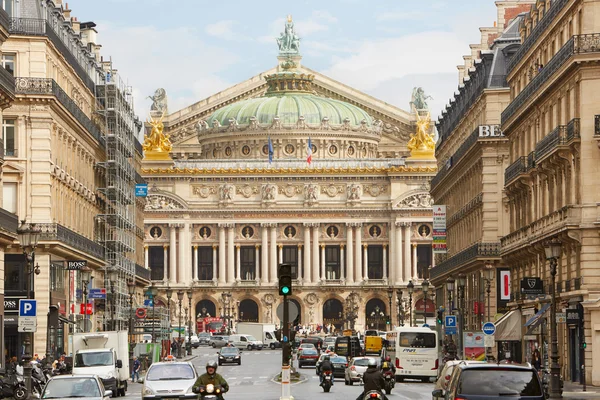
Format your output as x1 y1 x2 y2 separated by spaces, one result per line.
67 0 499 122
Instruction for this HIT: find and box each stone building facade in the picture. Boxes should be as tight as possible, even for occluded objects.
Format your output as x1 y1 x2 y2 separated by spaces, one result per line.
1 0 148 361
501 0 600 385
142 21 437 333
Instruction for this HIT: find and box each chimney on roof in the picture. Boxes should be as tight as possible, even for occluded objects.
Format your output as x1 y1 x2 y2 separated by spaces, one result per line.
63 3 71 20
72 17 80 34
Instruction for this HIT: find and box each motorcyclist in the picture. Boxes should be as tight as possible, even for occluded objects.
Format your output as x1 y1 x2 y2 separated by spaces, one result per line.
192 361 229 399
355 358 387 400
319 355 334 386
381 355 396 375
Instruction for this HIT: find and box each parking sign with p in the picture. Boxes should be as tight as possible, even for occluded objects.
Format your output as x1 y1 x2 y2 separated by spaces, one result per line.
19 299 37 317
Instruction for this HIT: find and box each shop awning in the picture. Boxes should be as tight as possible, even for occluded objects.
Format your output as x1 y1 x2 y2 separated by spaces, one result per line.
494 309 522 341
524 303 551 335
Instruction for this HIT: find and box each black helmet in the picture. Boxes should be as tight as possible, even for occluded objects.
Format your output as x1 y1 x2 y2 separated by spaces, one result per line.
323 355 330 361
368 358 377 367
206 360 218 373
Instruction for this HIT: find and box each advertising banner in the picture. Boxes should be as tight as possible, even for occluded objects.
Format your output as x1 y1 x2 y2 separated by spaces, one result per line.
463 331 486 361
432 205 447 254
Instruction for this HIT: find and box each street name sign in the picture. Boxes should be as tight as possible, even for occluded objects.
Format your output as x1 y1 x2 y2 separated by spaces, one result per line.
88 288 107 300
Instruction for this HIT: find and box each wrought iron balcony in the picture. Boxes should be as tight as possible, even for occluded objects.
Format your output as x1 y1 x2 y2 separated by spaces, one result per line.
9 18 96 91
0 6 9 34
432 126 481 190
430 242 501 281
504 157 527 185
506 0 569 74
535 118 580 162
37 223 104 260
135 263 151 282
15 77 104 146
0 207 18 234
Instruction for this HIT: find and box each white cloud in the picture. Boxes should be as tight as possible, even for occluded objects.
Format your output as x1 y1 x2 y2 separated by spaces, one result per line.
377 10 426 22
95 22 238 119
205 20 236 40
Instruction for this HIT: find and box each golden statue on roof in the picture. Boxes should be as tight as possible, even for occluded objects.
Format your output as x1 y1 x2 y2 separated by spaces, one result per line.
143 111 172 160
407 87 436 160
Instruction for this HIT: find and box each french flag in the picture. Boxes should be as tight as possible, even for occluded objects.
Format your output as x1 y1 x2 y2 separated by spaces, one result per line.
306 137 312 165
268 137 274 164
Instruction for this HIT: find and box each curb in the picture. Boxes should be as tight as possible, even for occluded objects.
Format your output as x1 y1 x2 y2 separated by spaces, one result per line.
562 392 600 398
270 374 308 386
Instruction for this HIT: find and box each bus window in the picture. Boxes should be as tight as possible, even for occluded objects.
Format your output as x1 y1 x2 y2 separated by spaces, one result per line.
398 332 436 348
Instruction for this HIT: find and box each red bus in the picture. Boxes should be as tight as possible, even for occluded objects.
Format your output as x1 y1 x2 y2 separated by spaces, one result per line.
197 317 225 333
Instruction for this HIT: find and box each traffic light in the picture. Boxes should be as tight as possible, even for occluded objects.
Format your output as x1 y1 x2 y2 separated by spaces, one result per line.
386 316 391 325
583 342 587 349
278 263 293 296
437 309 444 325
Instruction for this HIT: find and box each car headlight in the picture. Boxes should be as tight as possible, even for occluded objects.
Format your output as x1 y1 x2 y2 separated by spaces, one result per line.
143 387 154 396
234 356 240 359
206 384 214 394
219 356 224 359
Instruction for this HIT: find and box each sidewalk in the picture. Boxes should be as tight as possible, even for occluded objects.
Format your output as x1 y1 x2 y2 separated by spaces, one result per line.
562 381 600 398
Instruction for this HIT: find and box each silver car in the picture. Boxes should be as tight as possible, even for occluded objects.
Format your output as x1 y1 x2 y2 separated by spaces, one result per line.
209 335 229 348
142 361 198 400
344 357 380 385
41 375 112 400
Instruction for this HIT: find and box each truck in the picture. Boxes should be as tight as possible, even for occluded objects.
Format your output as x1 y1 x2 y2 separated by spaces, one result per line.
236 322 280 349
70 331 129 397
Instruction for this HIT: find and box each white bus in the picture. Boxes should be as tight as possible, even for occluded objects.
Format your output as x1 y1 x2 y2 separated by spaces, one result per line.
393 326 438 382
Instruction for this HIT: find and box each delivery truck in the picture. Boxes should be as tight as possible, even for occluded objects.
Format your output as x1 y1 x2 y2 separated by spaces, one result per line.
70 331 129 397
236 322 281 349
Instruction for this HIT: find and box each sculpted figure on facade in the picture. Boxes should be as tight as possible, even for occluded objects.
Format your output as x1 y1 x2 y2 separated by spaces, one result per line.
276 15 300 54
399 193 433 209
262 184 277 201
148 88 168 114
347 184 362 201
145 195 181 210
304 184 319 205
410 87 432 112
219 184 235 203
142 112 172 154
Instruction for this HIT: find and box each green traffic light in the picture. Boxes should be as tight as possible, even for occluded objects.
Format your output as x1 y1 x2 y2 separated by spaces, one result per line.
281 286 290 294
583 342 587 349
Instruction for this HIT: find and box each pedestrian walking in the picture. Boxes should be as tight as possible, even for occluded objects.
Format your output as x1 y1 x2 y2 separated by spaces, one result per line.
131 356 141 382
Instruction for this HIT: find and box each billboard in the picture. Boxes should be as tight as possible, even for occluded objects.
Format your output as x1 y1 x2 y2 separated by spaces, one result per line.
432 205 447 254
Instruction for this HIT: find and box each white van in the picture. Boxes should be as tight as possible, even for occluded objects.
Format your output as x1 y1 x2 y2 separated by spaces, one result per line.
228 334 264 350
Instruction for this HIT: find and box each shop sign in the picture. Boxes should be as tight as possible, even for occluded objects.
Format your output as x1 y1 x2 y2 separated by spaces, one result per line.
432 205 447 254
4 297 24 312
566 308 581 325
520 277 544 295
556 312 566 323
478 125 504 137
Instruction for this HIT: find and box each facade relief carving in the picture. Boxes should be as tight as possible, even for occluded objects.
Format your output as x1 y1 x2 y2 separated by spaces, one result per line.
347 184 362 202
278 184 303 198
398 193 434 209
219 184 235 205
192 185 217 198
304 184 319 206
145 195 184 210
364 184 387 197
237 185 258 198
261 184 277 201
322 184 344 198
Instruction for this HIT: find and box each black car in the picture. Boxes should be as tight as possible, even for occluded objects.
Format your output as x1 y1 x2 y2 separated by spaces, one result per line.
217 347 242 366
433 362 545 400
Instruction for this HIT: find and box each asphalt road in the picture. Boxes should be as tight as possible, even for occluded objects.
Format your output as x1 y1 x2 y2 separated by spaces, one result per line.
126 346 435 400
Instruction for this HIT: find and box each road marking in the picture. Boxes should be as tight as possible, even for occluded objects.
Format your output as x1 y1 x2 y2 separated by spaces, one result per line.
243 376 252 379
259 376 268 379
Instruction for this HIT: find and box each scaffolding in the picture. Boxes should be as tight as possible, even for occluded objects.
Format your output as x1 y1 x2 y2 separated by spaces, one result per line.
95 65 141 330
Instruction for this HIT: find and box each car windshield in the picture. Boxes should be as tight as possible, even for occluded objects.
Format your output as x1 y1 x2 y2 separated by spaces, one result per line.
331 357 346 363
198 333 210 338
354 359 370 366
458 369 542 396
302 350 318 355
220 348 238 355
42 377 100 399
146 364 195 381
398 332 436 348
74 352 113 367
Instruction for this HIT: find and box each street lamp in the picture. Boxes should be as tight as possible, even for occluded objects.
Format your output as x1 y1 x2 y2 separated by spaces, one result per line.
149 284 158 343
81 268 92 332
544 239 562 399
396 289 404 327
456 273 466 359
422 279 430 326
166 284 173 327
109 270 119 331
187 289 193 356
407 280 414 327
177 290 184 358
387 288 393 330
345 292 359 331
370 306 384 330
16 220 41 396
483 263 494 361
127 280 136 365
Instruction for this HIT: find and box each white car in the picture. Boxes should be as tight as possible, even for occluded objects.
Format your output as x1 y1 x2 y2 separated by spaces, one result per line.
344 357 380 385
42 375 111 400
142 361 198 400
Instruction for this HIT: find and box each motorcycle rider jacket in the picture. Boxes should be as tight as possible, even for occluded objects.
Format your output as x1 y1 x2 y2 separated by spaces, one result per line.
193 372 229 394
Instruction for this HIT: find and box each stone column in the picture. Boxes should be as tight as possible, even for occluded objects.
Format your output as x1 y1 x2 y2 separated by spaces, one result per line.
320 244 326 280
261 224 269 284
163 245 169 282
144 245 149 269
340 244 345 281
383 244 388 280
403 223 411 283
236 244 241 281
212 245 218 281
255 245 260 281
412 243 418 280
395 222 403 285
312 224 320 282
218 225 226 284
193 245 198 281
183 223 192 283
389 222 395 284
270 225 277 283
355 224 362 282
278 244 283 265
227 225 235 284
431 246 436 268
169 224 177 283
297 244 303 279
346 224 354 283
363 244 369 279
303 224 311 284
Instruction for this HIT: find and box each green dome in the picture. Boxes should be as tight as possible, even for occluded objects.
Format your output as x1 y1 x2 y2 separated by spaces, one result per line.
206 93 372 128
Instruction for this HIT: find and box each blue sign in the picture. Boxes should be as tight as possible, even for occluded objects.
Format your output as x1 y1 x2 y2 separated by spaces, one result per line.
422 323 430 328
135 184 148 197
482 322 496 335
88 288 107 300
445 315 457 327
144 299 154 307
19 299 37 317
444 326 457 335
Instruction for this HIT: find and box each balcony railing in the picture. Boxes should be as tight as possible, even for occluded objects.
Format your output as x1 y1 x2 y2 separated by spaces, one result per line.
431 127 479 189
504 34 600 124
0 6 9 33
0 207 18 234
9 18 96 92
0 65 15 102
506 0 569 74
37 223 104 260
535 118 581 162
430 242 501 281
135 263 151 282
15 77 105 146
504 157 527 185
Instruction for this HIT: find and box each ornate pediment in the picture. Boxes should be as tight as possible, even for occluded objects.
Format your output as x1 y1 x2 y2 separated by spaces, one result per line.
396 192 434 209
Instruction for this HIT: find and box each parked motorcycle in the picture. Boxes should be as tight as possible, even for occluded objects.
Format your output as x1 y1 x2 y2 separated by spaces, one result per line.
321 371 333 393
31 363 50 398
0 368 27 400
362 390 384 400
193 384 225 400
383 371 395 394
